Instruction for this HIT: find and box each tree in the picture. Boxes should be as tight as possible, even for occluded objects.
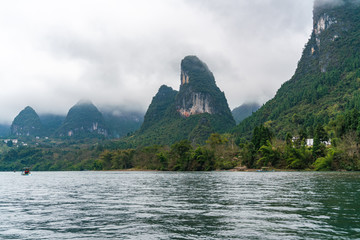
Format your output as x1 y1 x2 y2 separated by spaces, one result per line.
313 124 328 158
170 140 193 171
99 150 113 170
192 146 215 171
239 142 256 168
257 140 281 167
206 133 228 149
252 125 273 150
6 140 13 147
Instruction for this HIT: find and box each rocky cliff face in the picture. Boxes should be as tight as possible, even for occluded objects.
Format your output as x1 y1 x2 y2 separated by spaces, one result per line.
235 0 360 138
177 92 213 117
176 56 233 119
11 106 42 136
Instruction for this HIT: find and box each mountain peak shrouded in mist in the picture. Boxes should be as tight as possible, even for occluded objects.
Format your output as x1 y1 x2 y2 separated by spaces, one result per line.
57 101 108 138
75 99 94 107
11 106 42 136
235 1 360 137
180 56 215 87
7 102 144 139
314 0 345 8
232 103 261 124
314 0 360 12
0 1 319 123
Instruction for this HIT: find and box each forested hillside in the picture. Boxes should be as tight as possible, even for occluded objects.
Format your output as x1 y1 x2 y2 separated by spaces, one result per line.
235 1 360 139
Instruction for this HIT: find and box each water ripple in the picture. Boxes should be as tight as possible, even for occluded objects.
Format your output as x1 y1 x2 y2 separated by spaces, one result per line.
0 171 359 239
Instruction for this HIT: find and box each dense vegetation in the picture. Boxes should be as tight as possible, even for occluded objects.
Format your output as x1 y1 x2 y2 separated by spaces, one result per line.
122 56 235 147
234 2 360 139
1 3 360 172
1 113 360 171
0 141 101 171
0 134 238 171
57 101 108 138
11 106 42 136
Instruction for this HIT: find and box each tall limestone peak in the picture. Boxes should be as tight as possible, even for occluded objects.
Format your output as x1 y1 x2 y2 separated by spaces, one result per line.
58 100 107 138
180 55 216 88
176 56 233 119
126 56 235 146
235 1 360 138
304 0 360 72
11 106 42 136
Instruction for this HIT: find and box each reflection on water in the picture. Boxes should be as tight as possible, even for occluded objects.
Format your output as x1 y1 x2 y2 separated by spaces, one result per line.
0 171 359 239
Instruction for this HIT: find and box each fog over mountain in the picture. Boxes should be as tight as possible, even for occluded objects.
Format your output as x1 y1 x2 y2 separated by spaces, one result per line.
0 0 316 123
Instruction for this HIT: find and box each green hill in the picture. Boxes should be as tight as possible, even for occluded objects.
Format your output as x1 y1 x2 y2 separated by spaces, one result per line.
57 100 108 138
10 106 42 137
123 56 235 147
234 0 360 139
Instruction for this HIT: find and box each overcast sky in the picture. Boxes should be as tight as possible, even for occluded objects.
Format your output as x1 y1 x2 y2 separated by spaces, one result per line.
0 0 317 123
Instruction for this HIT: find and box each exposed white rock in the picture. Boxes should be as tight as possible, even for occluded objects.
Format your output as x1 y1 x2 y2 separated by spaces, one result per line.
178 92 213 117
314 13 337 48
181 71 190 85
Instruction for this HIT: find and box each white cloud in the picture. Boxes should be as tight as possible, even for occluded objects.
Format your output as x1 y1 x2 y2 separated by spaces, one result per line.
0 0 314 123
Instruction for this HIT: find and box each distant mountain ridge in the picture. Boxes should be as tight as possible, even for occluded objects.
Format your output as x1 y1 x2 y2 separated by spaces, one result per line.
8 103 144 139
232 103 260 124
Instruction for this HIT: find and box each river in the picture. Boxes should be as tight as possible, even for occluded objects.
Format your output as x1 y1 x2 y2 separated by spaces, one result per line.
0 171 359 239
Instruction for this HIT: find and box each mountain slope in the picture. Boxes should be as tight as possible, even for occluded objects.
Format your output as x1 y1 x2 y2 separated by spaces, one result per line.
57 100 108 138
0 124 10 137
232 103 260 124
101 107 144 138
11 106 42 137
234 0 360 138
125 56 235 146
39 114 65 136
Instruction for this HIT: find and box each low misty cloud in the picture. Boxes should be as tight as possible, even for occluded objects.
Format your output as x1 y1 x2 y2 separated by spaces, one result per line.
314 0 345 8
314 0 360 8
0 0 314 123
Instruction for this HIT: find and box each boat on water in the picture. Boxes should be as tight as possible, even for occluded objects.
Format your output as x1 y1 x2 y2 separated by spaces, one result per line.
256 167 274 172
21 167 30 175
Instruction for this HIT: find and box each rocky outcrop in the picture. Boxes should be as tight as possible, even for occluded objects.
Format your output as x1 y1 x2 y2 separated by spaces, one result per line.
177 92 213 117
175 56 233 119
313 13 337 50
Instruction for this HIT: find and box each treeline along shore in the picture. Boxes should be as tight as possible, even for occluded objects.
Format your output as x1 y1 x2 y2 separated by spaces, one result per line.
1 119 360 171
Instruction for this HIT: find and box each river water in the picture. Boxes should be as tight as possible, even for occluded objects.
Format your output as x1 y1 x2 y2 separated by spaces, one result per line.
0 171 359 239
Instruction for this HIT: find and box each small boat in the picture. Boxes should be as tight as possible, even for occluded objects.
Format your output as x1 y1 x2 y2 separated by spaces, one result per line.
21 167 30 175
256 167 273 172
